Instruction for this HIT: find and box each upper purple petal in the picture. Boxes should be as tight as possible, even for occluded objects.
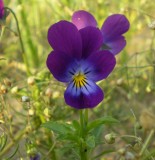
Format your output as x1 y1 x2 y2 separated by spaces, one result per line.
72 10 97 30
0 0 4 19
79 26 103 58
64 80 104 109
86 50 116 82
104 36 126 55
48 20 82 59
101 14 130 42
46 51 75 82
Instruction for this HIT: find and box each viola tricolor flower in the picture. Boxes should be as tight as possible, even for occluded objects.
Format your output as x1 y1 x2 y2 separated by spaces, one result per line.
72 10 130 55
0 0 4 19
47 21 116 109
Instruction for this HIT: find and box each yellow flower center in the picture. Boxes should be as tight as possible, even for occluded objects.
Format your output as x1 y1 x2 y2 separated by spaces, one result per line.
73 73 87 88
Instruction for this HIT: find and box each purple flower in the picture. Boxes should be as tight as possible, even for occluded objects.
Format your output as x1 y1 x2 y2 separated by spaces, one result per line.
46 21 116 109
72 10 130 55
30 153 41 160
0 0 4 19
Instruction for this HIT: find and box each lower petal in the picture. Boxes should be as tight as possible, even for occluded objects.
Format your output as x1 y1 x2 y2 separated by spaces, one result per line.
64 80 104 109
86 50 116 82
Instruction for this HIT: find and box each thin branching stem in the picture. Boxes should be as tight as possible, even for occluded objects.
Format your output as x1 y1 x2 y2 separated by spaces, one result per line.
139 129 154 157
4 7 31 75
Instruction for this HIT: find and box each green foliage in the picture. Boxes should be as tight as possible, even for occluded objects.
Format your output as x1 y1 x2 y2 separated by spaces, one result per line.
86 135 95 149
0 134 7 152
42 116 119 159
42 121 74 135
4 145 19 160
87 117 119 132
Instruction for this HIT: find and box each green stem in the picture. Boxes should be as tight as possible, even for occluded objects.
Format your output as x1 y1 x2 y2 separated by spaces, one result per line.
139 129 154 156
42 142 56 160
79 109 88 160
0 128 26 158
84 109 88 127
4 7 31 75
150 31 155 88
0 26 5 42
17 0 39 68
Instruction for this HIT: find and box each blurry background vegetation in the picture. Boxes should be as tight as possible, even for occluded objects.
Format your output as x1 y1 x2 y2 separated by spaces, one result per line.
1 0 155 159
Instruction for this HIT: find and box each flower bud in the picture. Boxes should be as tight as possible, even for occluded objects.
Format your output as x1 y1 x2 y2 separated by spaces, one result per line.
52 91 60 99
0 0 4 19
21 96 30 102
117 148 126 155
43 107 52 118
133 86 139 93
11 86 19 94
27 77 35 86
133 142 141 151
148 21 155 30
104 133 116 144
146 85 151 93
0 85 7 94
26 125 32 134
135 122 142 130
116 78 123 85
8 114 13 122
45 88 52 97
140 109 155 131
29 109 34 116
3 78 11 87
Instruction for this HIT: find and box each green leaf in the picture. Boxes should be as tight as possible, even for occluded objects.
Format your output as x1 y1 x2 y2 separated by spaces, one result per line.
93 149 115 159
86 136 95 148
57 133 80 143
0 134 7 152
5 144 19 160
91 126 104 144
41 121 74 134
72 120 80 133
142 149 155 160
87 117 119 132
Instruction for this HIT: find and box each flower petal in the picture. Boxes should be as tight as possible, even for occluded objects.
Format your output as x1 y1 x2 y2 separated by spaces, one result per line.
72 10 97 30
79 26 103 58
46 51 76 82
86 50 116 82
48 20 82 59
64 80 104 109
101 14 130 42
0 0 4 19
104 36 126 55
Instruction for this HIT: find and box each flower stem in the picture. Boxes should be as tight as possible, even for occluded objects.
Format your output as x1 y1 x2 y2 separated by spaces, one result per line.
4 7 31 75
0 26 5 42
139 129 154 156
80 109 88 160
